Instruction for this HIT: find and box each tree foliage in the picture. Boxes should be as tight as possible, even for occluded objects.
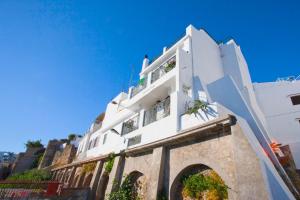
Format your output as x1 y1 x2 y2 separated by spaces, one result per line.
25 140 43 149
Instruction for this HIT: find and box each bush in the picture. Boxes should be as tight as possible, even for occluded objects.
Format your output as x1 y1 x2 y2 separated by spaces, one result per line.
182 170 228 200
107 175 134 200
7 169 51 181
186 100 208 117
25 140 43 149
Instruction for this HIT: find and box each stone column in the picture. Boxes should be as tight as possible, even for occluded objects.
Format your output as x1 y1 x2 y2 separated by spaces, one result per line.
66 166 76 187
60 169 67 183
105 155 125 196
147 146 166 200
89 161 104 200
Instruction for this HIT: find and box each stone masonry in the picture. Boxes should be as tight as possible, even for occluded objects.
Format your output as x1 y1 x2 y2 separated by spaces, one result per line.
51 117 271 200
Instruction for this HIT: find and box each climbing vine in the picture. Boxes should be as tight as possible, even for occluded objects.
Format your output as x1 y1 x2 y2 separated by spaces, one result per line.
107 175 138 200
104 153 116 173
182 170 228 200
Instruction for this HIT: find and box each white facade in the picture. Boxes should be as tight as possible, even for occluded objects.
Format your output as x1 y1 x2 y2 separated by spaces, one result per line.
75 25 300 199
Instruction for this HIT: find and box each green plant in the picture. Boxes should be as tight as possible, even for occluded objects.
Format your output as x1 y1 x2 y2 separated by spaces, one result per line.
185 100 208 117
164 60 176 73
31 152 44 169
108 175 135 200
68 134 77 142
157 189 168 200
105 153 116 173
7 169 51 181
82 162 96 174
25 140 43 149
182 171 228 200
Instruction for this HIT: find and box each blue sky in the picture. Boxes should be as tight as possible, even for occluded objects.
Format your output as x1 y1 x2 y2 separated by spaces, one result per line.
0 0 299 153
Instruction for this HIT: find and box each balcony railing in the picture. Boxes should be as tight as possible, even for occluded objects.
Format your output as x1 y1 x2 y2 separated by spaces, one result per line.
121 115 139 136
151 56 176 84
143 96 170 126
130 76 148 98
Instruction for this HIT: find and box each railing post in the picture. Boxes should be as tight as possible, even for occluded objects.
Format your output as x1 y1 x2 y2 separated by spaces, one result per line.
128 86 133 99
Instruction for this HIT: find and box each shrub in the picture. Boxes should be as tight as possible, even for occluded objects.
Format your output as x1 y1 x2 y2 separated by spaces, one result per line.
186 100 208 117
182 170 228 200
107 175 134 200
25 140 43 149
82 162 96 174
7 169 51 181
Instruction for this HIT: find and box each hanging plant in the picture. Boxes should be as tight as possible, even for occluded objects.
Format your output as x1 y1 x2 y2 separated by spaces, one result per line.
104 153 116 174
186 100 208 117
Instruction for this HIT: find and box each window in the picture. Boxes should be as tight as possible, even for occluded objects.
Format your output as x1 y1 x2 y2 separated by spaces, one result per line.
103 134 107 144
128 135 141 147
93 137 99 148
121 115 139 135
88 140 92 150
291 95 300 105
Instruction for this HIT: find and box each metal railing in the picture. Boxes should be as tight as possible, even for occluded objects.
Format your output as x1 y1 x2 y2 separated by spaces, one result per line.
121 115 139 136
130 76 148 98
143 96 170 126
151 56 176 84
0 181 61 199
276 75 300 82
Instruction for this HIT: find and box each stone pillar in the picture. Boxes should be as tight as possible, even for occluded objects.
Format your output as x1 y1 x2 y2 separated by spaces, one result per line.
51 171 57 181
60 168 67 183
89 161 104 200
105 155 125 196
67 166 76 187
147 146 166 200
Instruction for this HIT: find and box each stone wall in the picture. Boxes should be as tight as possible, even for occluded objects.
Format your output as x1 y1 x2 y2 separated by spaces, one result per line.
51 120 271 200
51 144 77 167
12 147 45 174
39 140 64 169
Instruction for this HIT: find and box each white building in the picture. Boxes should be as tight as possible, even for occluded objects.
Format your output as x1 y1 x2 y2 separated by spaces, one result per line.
75 25 300 199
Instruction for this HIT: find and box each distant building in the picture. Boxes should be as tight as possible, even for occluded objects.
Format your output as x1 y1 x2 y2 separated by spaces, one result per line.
0 152 16 164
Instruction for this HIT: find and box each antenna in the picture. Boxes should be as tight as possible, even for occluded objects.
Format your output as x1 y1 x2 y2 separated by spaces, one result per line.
128 64 135 88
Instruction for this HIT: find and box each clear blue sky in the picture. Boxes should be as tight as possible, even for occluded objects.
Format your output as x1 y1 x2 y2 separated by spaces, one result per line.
0 0 299 153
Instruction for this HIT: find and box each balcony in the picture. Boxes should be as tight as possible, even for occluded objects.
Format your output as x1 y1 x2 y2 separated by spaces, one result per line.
143 96 170 126
130 76 148 98
151 56 176 83
121 115 139 136
129 56 176 99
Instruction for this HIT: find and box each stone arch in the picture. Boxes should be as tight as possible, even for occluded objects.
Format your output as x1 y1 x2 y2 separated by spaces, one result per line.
63 170 70 184
83 173 93 187
77 172 86 187
125 171 147 200
170 164 228 200
72 175 80 187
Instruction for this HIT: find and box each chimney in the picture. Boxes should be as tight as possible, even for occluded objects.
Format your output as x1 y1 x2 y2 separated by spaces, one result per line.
163 47 167 54
142 54 149 70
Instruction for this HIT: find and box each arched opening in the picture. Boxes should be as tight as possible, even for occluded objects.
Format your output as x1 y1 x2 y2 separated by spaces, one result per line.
83 173 93 187
170 164 228 200
125 171 147 200
77 172 86 187
63 170 70 183
72 175 80 187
